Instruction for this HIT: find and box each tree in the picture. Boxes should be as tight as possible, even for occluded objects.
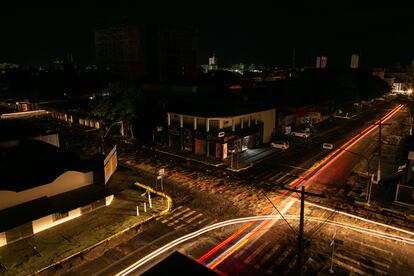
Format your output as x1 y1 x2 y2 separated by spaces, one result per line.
92 82 144 139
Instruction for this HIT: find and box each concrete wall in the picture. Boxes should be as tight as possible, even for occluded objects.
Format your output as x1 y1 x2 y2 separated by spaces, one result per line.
105 195 114 205
33 133 60 147
0 171 94 211
0 195 114 247
0 232 6 247
32 208 81 234
259 109 276 143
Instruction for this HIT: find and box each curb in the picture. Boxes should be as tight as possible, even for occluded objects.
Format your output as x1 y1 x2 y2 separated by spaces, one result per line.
133 181 173 216
31 185 172 276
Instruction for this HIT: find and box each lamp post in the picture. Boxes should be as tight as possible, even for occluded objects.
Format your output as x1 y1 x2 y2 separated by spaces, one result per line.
101 120 123 154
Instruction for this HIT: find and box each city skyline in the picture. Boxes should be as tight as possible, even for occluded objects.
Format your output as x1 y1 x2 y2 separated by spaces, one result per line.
1 1 413 68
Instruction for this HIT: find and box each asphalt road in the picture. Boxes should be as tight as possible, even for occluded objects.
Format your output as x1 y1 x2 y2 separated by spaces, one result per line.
188 103 414 275
33 99 414 275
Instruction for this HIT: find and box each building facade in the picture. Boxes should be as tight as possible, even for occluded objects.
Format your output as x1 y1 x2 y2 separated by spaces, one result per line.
95 24 197 82
166 109 276 160
95 24 147 79
0 138 117 247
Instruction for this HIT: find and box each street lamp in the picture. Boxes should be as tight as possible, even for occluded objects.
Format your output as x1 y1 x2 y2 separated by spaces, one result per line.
101 120 123 154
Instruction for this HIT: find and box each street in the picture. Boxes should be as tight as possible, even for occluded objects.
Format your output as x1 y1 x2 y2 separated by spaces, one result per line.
28 100 414 276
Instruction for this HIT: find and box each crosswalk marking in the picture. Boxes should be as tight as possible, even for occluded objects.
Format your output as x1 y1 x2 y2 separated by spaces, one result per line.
233 237 259 259
353 240 394 256
176 217 209 230
282 176 295 185
185 212 204 224
155 206 184 221
160 207 190 224
168 210 197 227
194 217 209 225
244 240 272 264
259 243 281 266
335 252 388 274
332 258 369 275
156 206 208 230
269 172 284 182
275 173 290 183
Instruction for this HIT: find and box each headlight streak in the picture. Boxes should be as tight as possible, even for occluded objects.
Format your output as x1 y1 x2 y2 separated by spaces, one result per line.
208 199 296 269
203 104 404 268
301 199 414 238
116 216 286 276
117 211 414 275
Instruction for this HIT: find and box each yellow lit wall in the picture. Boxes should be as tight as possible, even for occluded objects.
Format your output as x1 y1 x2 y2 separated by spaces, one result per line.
32 208 81 234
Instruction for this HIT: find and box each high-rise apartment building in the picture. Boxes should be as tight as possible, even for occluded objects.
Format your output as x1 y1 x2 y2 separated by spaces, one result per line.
95 25 146 78
95 24 197 82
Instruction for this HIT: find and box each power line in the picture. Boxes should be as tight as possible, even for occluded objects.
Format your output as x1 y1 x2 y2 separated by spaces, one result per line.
262 191 297 236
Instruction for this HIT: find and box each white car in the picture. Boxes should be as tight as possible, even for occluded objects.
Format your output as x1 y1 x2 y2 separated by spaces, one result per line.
291 130 311 138
270 141 290 150
322 143 334 150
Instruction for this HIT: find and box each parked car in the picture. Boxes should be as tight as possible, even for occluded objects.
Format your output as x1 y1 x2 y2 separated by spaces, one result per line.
291 130 311 138
270 141 290 150
322 143 334 150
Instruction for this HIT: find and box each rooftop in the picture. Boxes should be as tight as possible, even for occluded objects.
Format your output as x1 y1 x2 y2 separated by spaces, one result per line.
0 139 102 192
0 119 54 143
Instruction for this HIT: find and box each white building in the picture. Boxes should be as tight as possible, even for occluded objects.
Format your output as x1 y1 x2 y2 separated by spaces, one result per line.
0 138 117 247
167 108 276 160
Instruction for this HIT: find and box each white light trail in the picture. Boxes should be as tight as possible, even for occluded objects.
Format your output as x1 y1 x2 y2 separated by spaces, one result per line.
117 212 414 275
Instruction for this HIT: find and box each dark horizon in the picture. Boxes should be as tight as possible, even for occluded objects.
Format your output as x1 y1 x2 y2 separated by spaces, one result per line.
1 1 413 69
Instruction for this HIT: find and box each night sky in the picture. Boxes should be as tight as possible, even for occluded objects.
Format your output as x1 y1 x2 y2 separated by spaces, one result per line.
1 1 413 68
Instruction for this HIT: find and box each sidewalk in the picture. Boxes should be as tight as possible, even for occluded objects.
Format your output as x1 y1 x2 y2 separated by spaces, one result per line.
0 171 169 276
147 145 254 172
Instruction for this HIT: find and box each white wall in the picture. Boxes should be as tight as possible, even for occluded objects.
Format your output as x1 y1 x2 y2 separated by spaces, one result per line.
0 171 94 211
260 109 276 143
167 108 276 143
0 232 6 247
32 208 81 234
105 195 114 206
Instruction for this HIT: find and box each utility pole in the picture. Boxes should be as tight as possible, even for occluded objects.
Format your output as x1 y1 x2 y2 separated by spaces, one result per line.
276 184 325 275
298 186 305 275
373 115 391 184
378 114 382 183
